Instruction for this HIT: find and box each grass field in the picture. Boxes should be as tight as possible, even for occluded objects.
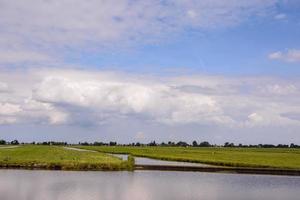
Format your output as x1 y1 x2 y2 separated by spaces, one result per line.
0 145 133 170
78 146 300 170
1 145 299 171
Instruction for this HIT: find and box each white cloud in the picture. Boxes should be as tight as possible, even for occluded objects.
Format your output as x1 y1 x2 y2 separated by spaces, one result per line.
0 103 21 115
22 99 69 125
274 13 286 20
244 108 300 127
257 84 298 95
248 113 263 122
0 68 300 128
135 132 146 140
33 73 227 125
247 113 264 126
269 49 300 63
0 103 21 124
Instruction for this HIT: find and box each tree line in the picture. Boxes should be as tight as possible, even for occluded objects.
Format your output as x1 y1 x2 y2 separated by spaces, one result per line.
1 139 299 148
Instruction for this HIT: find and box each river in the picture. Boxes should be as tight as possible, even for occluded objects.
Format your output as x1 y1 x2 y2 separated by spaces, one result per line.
0 170 299 200
110 153 212 166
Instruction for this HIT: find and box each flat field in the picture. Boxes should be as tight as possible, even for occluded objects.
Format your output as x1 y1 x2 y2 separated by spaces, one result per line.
0 145 131 170
78 146 300 169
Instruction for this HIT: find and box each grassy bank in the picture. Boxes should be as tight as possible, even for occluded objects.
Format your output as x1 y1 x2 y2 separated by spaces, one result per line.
77 146 300 170
0 145 131 171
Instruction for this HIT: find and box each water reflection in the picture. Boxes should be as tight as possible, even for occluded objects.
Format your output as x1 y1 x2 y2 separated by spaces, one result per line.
134 157 212 166
0 170 299 200
111 153 211 166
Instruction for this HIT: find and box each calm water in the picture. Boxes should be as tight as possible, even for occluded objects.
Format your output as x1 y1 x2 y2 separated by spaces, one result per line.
0 170 299 200
111 153 211 166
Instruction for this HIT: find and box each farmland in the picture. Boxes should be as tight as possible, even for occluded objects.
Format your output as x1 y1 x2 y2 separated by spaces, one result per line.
0 145 133 170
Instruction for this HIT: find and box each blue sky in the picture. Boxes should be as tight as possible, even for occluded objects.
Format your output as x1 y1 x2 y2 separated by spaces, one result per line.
65 2 300 76
0 0 300 144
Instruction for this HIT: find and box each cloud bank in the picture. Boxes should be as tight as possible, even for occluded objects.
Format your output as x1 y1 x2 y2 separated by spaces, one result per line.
1 69 300 130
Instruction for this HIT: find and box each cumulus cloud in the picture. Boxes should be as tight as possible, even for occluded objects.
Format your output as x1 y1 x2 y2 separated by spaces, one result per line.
269 49 300 63
0 103 21 124
0 103 21 115
32 73 228 125
0 68 300 128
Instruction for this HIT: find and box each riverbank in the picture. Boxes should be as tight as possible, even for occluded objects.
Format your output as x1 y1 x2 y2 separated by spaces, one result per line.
0 145 133 171
77 146 300 170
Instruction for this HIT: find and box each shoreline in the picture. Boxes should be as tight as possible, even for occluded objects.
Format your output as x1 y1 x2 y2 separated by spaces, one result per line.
0 163 128 171
135 164 300 176
0 164 299 176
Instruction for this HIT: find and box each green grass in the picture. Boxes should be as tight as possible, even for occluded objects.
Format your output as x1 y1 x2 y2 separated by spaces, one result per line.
77 146 300 170
1 145 299 171
0 145 131 171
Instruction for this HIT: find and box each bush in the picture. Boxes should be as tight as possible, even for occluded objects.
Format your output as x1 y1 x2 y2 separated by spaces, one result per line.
127 155 135 171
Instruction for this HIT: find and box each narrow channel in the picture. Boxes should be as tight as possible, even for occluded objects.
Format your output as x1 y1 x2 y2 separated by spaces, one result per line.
110 153 212 167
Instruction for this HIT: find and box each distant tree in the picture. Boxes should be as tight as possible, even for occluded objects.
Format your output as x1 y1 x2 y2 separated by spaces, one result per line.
109 141 117 146
176 141 189 147
168 141 175 146
224 142 234 147
81 142 89 146
148 141 157 146
277 144 288 148
93 142 103 146
289 143 299 148
199 141 211 147
192 141 198 147
0 140 6 145
135 142 141 146
11 140 19 145
261 144 275 148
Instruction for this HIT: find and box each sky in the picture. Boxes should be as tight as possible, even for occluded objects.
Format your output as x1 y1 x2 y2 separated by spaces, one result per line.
0 0 300 144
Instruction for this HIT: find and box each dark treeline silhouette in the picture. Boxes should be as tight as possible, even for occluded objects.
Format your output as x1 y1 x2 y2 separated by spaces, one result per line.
0 139 299 148
0 139 19 145
0 140 66 146
38 141 68 145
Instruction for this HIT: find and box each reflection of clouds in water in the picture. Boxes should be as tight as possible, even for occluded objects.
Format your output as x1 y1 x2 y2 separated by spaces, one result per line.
0 170 300 200
124 172 220 200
